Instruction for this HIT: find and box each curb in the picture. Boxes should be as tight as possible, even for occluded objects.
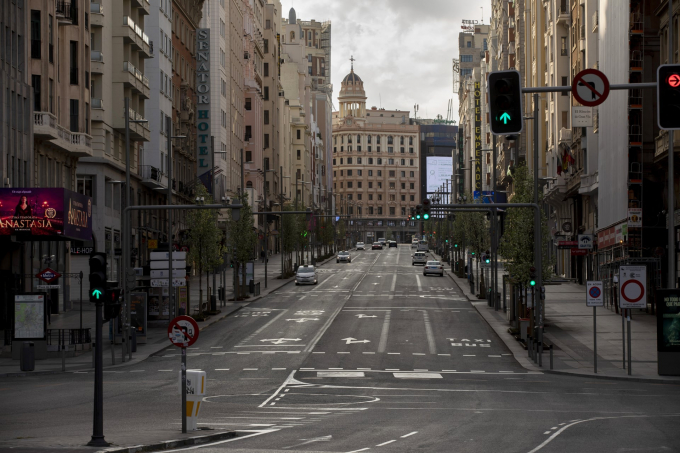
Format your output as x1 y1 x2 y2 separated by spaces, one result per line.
96 430 237 453
543 368 680 385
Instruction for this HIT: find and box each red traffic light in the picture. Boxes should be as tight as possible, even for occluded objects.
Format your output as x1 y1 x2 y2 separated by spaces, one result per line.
529 267 536 272
668 74 680 88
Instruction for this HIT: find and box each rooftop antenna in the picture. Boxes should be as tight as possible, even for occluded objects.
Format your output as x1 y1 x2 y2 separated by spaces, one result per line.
480 7 483 24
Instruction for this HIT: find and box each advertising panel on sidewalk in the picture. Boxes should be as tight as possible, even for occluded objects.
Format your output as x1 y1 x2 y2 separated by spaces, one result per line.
656 289 680 352
13 294 46 340
0 188 92 241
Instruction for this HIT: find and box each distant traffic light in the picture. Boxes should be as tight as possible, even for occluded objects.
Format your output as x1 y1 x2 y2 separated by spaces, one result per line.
89 252 107 303
415 204 423 220
529 266 537 286
422 199 431 220
489 70 523 135
454 243 459 248
658 65 680 130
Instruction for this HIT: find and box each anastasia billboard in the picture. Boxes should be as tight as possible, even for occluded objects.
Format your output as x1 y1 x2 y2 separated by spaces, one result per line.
0 188 92 241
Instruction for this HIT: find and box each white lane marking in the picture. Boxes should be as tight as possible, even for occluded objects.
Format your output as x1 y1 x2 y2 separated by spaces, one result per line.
163 429 279 451
238 309 289 346
317 371 365 377
363 352 376 354
377 311 391 354
210 346 223 349
394 373 442 379
243 368 258 371
299 295 307 300
158 369 173 372
377 439 396 446
401 431 418 438
415 274 422 291
438 354 451 356
215 368 230 371
272 368 287 370
413 353 425 356
389 273 397 300
422 310 437 355
313 351 325 354
543 431 551 435
463 355 476 357
387 352 400 355
259 371 296 408
346 449 370 453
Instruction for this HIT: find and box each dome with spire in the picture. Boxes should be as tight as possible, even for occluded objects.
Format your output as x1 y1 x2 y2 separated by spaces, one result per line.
288 7 296 25
342 70 362 84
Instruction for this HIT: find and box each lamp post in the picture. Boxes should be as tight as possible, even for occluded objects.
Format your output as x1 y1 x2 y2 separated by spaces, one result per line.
123 97 148 362
263 168 276 288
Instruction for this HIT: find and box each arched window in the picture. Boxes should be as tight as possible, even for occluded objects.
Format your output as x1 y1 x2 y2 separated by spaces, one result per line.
290 31 295 41
246 181 253 188
387 136 393 144
357 135 361 143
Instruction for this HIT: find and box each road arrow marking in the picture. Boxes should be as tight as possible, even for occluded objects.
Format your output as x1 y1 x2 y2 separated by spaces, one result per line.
286 318 319 323
342 337 370 344
260 338 302 344
355 314 377 318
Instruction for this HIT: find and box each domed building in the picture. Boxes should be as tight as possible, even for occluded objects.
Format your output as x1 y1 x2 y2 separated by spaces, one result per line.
332 62 421 244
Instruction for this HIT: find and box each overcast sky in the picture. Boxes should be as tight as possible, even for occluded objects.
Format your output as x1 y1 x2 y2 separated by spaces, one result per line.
279 0 491 123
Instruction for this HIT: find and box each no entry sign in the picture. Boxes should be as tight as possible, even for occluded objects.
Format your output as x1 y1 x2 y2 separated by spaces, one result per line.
586 281 604 307
168 315 199 348
572 69 610 107
619 266 647 309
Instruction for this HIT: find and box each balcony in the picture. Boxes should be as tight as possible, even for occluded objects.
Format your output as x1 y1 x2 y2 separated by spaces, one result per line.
56 1 78 25
90 3 104 27
559 128 572 143
113 107 150 141
91 98 104 122
119 16 151 58
116 61 150 98
130 0 151 16
33 112 92 156
140 165 165 189
34 112 59 140
90 50 104 73
556 0 570 25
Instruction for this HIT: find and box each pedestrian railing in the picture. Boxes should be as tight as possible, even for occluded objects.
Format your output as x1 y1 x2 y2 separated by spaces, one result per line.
46 328 91 347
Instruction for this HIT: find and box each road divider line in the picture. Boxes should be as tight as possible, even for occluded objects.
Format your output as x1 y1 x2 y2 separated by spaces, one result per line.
258 371 296 408
401 431 418 438
377 439 396 446
422 310 437 355
378 311 391 353
389 274 397 300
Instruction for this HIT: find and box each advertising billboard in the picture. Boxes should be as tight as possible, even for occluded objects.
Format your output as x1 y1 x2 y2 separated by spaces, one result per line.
0 188 92 241
657 289 680 353
426 156 453 193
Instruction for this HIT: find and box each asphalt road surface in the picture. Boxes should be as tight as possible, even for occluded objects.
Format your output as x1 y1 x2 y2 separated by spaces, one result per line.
2 245 680 452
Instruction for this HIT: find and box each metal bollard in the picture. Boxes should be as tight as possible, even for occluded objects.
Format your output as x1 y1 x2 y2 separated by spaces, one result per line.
549 344 553 370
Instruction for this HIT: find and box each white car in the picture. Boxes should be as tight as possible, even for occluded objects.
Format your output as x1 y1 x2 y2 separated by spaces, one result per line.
412 251 428 266
295 265 317 285
356 242 365 250
337 251 351 263
411 240 418 249
423 260 444 277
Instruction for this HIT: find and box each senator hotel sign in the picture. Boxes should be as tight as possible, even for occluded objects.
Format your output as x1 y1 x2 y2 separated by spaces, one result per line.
0 188 92 241
474 81 482 191
196 28 212 190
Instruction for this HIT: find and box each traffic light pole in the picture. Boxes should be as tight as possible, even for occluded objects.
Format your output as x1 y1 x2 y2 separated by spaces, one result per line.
669 0 675 290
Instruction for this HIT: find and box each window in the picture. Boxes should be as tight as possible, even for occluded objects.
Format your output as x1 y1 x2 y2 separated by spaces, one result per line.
340 158 343 164
409 137 413 145
388 159 394 165
376 136 381 144
410 183 415 189
401 183 405 189
377 170 382 176
368 158 373 164
561 36 568 56
333 158 336 165
400 147 405 153
264 134 269 148
388 147 394 153
334 147 337 153
377 146 381 153
389 207 395 215
378 207 383 215
264 110 269 124
30 10 40 59
357 182 362 188
368 182 373 189
69 99 79 132
410 195 415 201
32 75 40 111
409 147 414 153
401 195 406 201
368 146 372 152
389 170 395 177
377 158 382 165
348 145 352 152
409 159 414 166
368 170 373 176
357 134 361 143
347 194 353 201
340 146 344 152
264 63 269 77
410 171 415 177
69 41 78 85
388 136 393 144
461 68 472 77
357 194 362 200
348 135 352 144
347 158 352 164
369 206 374 214
340 170 343 176
357 158 362 165
264 86 269 100
246 150 252 162
400 136 404 145
357 145 362 152
389 182 395 189
297 149 301 160
401 171 406 177
220 19 225 38
347 182 353 188
264 39 269 53
297 129 301 140
347 170 353 176
378 182 382 189
467 41 472 47
333 171 336 177
245 125 252 141
77 175 94 200
461 54 473 62
221 109 227 128
561 77 568 95
245 98 252 110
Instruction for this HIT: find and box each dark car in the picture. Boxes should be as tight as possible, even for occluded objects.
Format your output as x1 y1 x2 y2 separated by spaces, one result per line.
372 242 383 250
388 240 397 248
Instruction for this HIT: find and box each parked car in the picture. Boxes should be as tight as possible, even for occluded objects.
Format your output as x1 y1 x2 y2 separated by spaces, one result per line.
337 251 352 263
372 242 383 250
388 240 397 248
356 242 365 250
295 265 317 285
412 251 428 265
423 260 444 276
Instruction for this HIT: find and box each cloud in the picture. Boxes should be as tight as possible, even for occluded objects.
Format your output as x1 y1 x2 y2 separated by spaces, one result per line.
279 0 491 122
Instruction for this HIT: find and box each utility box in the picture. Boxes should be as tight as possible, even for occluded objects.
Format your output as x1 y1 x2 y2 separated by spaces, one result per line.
20 342 35 371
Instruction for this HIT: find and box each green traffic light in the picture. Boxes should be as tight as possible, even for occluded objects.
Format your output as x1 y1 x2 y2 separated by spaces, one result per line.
485 259 490 264
471 252 475 255
454 244 458 248
529 280 536 286
416 214 421 219
92 289 103 300
423 213 430 220
500 112 511 124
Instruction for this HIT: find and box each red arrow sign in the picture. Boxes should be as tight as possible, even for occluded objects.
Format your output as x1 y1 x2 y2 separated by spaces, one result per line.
668 74 680 88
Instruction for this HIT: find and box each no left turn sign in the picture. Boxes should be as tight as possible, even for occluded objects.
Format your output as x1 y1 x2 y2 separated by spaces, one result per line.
619 266 647 309
572 69 610 107
168 315 199 348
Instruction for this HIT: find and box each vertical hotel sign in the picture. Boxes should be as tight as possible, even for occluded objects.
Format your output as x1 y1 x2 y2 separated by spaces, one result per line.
196 29 212 192
458 126 464 195
474 81 482 191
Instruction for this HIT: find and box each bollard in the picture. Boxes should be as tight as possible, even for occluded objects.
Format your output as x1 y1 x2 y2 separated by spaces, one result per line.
180 370 207 431
549 344 554 370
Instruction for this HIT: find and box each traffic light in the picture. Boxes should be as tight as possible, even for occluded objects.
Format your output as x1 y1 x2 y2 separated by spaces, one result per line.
89 252 107 303
658 64 680 130
103 288 122 322
415 204 423 220
422 199 431 220
489 70 523 135
454 243 459 248
529 266 537 286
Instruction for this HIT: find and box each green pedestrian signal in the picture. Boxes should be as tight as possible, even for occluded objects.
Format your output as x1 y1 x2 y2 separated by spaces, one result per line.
91 289 103 300
499 112 511 124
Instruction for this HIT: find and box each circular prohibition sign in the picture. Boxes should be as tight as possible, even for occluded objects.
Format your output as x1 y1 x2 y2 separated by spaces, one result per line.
589 286 601 299
620 279 645 303
168 315 199 348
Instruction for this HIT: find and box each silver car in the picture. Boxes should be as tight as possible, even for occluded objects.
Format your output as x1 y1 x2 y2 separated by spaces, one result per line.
423 261 444 277
412 252 428 265
356 242 365 250
295 265 317 285
337 251 351 263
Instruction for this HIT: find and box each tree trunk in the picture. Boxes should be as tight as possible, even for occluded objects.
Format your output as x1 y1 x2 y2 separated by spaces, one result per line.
199 264 203 316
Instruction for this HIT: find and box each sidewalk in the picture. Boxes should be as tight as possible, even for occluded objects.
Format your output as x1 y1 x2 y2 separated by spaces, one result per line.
0 252 309 377
432 251 680 383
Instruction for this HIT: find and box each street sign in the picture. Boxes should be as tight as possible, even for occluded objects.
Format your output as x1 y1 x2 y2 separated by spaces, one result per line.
557 240 578 249
586 281 604 307
151 251 187 261
628 208 642 227
572 106 593 127
619 265 647 309
571 248 588 256
36 268 61 284
148 239 158 249
167 315 199 348
150 269 187 279
36 284 60 289
572 69 610 107
150 260 187 269
578 234 594 249
151 278 187 287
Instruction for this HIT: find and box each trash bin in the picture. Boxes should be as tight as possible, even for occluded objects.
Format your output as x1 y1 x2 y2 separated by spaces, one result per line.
210 295 217 312
249 280 255 294
519 318 530 341
20 341 34 372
